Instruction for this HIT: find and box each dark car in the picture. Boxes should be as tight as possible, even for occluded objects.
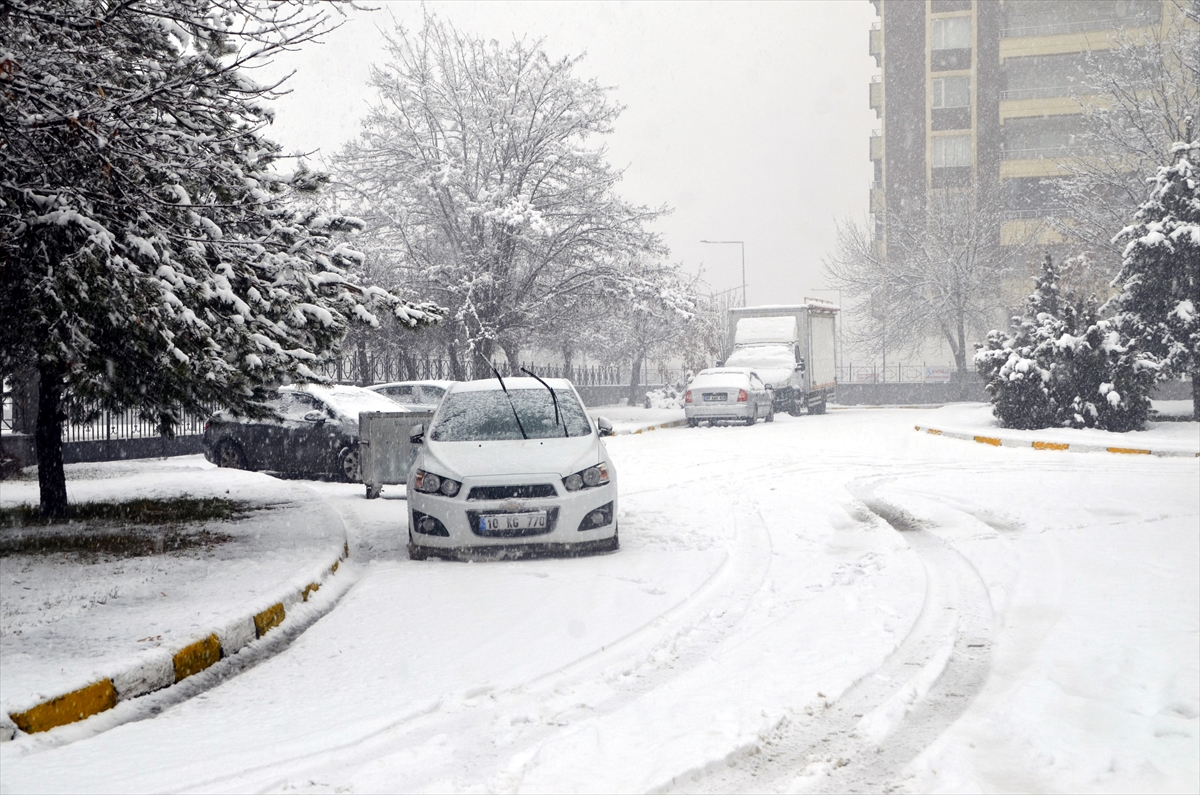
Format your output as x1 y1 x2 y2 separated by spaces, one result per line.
202 385 408 481
367 380 454 411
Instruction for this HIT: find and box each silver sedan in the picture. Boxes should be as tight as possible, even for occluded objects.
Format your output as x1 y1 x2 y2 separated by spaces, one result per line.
684 368 774 427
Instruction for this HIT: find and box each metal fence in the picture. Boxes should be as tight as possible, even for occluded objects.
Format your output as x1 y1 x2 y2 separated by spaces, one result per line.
1 359 685 444
319 354 682 390
56 402 215 444
838 363 961 384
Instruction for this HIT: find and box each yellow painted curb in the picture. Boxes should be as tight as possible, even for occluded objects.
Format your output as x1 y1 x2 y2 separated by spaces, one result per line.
10 680 117 735
5 545 350 738
916 425 1196 457
173 634 222 682
254 603 286 638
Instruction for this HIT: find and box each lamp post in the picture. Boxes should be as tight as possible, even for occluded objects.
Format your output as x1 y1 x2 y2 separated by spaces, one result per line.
700 240 746 307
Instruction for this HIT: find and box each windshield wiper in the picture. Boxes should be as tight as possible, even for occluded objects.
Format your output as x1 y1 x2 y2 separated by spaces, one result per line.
490 365 528 440
522 367 569 437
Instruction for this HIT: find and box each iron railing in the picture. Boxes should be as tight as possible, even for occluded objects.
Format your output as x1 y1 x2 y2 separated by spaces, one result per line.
838 363 963 384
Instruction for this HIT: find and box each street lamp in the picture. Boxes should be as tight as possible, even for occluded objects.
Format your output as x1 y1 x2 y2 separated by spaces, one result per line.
700 240 745 307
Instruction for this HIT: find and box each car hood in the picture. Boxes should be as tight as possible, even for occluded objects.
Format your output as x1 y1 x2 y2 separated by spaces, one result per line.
423 434 601 479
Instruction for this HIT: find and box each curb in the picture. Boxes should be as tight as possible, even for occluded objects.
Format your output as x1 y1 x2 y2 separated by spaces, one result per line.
1 541 351 740
618 419 687 436
830 404 945 411
914 425 1199 458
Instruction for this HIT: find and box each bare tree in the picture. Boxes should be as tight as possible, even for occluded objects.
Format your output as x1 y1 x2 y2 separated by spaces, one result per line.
825 190 1030 377
332 13 668 377
1054 3 1200 269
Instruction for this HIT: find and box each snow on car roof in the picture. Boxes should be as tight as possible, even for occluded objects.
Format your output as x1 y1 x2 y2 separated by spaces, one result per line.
286 384 411 417
448 376 576 393
368 380 455 390
697 367 755 376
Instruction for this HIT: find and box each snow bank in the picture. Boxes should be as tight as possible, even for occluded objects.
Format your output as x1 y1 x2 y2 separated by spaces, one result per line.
0 457 347 723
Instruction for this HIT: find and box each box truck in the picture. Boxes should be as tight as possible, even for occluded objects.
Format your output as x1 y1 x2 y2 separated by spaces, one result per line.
723 303 838 415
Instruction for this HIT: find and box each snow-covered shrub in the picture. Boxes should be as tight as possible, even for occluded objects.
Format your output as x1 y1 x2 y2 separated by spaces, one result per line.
644 386 684 410
976 254 1155 431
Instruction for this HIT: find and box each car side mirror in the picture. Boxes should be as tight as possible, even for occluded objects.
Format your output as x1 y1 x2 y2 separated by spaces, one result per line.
409 424 424 444
303 410 325 423
596 417 614 437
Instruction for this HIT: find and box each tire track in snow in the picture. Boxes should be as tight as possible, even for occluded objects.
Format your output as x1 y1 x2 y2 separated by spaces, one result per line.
664 486 995 794
181 473 781 793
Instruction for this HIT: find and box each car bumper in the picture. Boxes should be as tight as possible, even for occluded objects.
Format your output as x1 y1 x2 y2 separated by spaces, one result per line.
685 403 755 421
407 473 617 552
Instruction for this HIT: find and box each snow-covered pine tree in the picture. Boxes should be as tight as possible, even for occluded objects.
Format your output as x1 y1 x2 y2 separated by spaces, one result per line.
1111 132 1200 420
0 2 443 517
1047 297 1156 432
976 253 1155 431
975 254 1061 429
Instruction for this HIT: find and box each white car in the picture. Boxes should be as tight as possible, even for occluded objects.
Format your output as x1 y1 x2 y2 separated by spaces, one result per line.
684 367 774 426
406 377 619 560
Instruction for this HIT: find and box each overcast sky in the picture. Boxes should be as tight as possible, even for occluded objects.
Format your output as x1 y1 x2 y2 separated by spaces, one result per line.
260 1 879 308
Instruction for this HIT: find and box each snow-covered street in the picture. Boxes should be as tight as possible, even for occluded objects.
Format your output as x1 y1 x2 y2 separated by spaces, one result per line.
1 407 1197 793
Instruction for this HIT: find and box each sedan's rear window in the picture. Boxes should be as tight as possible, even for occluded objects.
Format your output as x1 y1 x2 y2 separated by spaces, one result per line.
431 388 592 441
691 372 751 390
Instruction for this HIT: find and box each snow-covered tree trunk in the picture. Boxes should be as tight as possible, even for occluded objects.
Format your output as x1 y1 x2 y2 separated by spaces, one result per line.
35 364 68 519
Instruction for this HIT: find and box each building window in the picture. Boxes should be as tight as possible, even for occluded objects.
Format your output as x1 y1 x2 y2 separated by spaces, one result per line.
932 135 972 168
932 17 972 50
1002 115 1085 159
932 76 971 109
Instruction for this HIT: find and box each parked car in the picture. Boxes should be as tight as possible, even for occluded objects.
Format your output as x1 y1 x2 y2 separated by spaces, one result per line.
202 384 408 481
684 367 774 427
406 376 618 560
367 380 454 411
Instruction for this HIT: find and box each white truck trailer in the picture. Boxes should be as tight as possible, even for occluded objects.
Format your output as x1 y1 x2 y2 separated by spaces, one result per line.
723 304 838 415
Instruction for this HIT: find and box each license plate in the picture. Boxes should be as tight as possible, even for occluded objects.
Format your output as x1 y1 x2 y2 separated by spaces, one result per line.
479 512 547 533
702 393 727 402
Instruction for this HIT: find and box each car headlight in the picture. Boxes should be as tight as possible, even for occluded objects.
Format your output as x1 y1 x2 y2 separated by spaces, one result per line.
563 463 609 492
414 469 461 496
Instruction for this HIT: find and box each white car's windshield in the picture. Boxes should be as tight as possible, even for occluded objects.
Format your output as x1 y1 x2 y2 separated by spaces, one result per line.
431 388 592 441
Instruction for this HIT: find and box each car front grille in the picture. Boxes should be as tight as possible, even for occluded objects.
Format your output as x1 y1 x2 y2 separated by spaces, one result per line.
466 484 557 501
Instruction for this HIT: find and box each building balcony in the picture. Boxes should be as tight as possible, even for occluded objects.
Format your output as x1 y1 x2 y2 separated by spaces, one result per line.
1003 145 1084 160
870 131 883 161
869 25 882 67
869 76 882 117
870 185 885 213
1001 12 1160 40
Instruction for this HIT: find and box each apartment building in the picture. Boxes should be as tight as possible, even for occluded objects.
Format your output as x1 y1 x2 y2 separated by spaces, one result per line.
868 0 1174 257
